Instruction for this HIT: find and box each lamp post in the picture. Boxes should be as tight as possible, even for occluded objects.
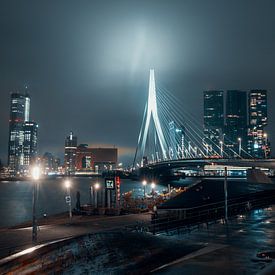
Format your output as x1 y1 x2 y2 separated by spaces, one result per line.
64 180 72 220
151 182 156 197
31 166 41 244
238 137 242 157
94 183 100 208
142 180 147 198
90 185 93 206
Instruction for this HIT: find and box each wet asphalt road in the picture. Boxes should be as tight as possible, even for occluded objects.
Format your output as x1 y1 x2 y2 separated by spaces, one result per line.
155 206 275 274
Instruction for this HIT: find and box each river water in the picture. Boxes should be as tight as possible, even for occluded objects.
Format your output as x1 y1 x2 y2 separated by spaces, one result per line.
0 177 196 227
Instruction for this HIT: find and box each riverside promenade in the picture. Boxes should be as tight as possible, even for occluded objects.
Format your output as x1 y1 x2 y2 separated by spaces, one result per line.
0 207 275 274
0 212 151 259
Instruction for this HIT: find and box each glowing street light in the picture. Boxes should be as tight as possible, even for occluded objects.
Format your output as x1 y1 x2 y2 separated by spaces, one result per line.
94 183 100 208
64 179 72 220
31 165 41 244
64 179 71 189
151 182 156 200
142 180 147 198
32 166 41 181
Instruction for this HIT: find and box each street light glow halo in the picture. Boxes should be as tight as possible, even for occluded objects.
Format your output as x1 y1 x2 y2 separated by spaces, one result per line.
64 180 71 189
94 183 100 189
31 166 41 181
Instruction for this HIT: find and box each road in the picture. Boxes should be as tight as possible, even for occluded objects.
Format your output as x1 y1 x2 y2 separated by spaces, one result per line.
153 206 275 274
0 212 151 259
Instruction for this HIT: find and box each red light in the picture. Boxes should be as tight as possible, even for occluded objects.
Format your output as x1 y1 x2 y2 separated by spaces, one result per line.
115 176 120 185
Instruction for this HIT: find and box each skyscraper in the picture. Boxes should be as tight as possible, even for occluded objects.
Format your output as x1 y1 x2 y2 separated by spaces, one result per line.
247 90 269 158
203 90 224 156
225 90 247 157
64 131 77 175
8 92 31 173
23 121 38 169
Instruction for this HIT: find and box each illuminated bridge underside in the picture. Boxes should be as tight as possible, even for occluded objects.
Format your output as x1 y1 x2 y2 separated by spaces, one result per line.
145 158 275 170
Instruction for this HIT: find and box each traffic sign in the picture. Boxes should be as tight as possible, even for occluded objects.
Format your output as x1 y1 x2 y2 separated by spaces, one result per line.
65 196 71 204
105 178 115 189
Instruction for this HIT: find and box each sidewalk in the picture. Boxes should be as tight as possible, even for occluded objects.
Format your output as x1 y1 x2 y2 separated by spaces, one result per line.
0 212 151 259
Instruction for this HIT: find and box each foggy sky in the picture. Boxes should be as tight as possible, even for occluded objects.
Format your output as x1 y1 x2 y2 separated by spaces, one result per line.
0 0 275 165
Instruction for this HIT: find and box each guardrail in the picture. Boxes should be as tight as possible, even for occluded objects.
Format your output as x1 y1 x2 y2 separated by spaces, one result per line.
125 192 275 234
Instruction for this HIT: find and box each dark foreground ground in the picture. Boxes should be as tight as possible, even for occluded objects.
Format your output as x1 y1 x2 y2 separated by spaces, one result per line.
63 206 275 274
154 206 275 274
0 206 274 274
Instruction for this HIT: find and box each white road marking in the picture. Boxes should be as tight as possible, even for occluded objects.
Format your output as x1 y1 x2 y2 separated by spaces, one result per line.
150 243 228 273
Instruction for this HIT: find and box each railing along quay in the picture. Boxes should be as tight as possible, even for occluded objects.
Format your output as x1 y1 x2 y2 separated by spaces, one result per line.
128 190 275 235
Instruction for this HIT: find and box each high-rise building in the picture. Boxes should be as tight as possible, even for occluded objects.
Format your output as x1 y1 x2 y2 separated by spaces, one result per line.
8 92 31 173
247 90 269 158
225 90 247 157
42 152 60 174
64 131 77 174
203 91 224 156
23 121 38 169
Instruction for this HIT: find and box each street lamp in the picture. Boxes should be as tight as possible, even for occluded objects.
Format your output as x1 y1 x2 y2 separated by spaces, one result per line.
142 180 147 198
151 182 156 197
31 165 41 244
64 179 72 220
238 137 242 157
94 183 100 208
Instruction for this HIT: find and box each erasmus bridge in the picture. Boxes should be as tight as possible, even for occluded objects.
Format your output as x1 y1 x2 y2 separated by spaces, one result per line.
132 69 275 173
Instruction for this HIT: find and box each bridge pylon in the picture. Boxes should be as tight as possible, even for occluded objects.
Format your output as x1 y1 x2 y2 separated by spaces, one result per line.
134 69 168 167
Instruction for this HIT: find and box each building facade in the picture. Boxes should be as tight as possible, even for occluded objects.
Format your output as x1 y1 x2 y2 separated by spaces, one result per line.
64 131 77 175
42 152 60 174
22 121 38 170
225 90 247 157
203 90 224 156
247 90 269 158
75 144 118 173
8 92 32 174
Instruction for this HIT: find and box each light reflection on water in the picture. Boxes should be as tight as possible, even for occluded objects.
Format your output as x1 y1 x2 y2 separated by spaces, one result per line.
0 177 195 227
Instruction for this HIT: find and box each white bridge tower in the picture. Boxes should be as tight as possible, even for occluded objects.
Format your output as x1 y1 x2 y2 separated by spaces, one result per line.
134 69 168 166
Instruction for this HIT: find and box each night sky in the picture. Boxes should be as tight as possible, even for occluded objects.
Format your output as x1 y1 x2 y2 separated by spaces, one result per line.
0 0 275 165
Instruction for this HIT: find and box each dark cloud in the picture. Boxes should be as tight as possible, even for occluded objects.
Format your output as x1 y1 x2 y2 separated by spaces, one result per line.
0 0 275 164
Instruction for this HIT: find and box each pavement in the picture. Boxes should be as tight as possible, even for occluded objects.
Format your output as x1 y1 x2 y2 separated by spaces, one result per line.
1 207 275 274
153 206 275 274
0 212 151 259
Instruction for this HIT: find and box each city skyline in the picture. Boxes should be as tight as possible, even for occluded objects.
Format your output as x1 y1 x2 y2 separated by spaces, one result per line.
1 2 275 273
1 0 275 164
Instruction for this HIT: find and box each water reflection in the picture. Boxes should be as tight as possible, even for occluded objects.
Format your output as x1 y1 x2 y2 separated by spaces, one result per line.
0 177 195 227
